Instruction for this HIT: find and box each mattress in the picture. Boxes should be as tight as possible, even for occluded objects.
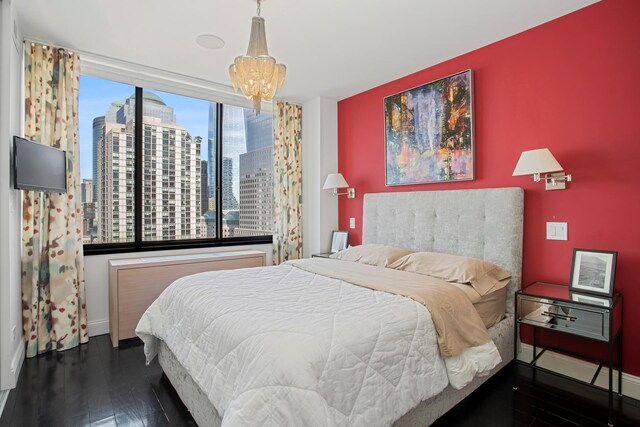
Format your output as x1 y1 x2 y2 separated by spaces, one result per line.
157 315 514 427
137 263 502 426
450 282 507 329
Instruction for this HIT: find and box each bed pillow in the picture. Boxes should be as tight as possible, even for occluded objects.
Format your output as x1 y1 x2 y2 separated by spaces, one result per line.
389 251 511 296
330 244 414 267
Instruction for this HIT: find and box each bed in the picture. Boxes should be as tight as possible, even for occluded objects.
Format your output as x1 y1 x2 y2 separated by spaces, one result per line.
137 187 524 426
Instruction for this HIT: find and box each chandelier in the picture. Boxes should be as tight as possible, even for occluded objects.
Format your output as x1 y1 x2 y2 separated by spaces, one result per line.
229 0 286 114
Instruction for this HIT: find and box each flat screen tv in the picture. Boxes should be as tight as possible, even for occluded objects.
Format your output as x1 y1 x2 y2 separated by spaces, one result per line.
13 136 67 193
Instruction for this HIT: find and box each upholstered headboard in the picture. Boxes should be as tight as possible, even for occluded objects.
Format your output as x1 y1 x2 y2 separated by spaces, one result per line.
362 187 524 314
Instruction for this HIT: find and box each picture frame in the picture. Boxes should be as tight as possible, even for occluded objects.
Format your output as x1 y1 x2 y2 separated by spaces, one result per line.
384 69 474 186
569 248 617 297
330 230 349 253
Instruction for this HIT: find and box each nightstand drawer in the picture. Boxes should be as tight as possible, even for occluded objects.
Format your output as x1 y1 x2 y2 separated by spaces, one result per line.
517 296 610 341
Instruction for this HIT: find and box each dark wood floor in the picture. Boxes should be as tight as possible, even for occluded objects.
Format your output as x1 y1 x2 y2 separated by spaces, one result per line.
1 335 639 426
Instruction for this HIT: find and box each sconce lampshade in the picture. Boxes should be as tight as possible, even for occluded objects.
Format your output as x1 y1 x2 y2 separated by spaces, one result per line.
323 173 350 190
512 148 563 176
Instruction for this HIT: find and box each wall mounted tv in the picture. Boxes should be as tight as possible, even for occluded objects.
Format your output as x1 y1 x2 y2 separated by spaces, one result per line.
13 136 67 193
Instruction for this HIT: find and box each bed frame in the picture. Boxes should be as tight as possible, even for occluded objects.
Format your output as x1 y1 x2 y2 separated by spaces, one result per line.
158 187 524 426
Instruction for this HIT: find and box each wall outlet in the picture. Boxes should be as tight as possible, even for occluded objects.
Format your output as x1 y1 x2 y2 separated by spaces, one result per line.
546 222 568 240
349 217 356 229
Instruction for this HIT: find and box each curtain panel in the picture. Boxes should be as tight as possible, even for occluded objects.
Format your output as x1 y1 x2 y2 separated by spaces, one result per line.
273 102 303 264
22 43 88 357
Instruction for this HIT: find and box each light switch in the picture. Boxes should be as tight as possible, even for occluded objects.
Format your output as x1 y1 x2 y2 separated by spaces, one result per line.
349 217 356 229
546 222 568 240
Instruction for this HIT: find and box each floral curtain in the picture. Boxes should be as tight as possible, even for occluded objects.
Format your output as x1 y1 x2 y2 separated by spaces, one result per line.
273 101 303 264
22 43 88 357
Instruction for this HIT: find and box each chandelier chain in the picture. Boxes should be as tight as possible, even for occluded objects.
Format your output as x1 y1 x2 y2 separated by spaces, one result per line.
257 0 261 17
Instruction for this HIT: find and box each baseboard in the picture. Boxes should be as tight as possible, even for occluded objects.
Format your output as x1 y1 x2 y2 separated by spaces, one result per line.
0 389 9 418
1 344 25 417
88 318 109 337
518 343 640 400
9 342 24 388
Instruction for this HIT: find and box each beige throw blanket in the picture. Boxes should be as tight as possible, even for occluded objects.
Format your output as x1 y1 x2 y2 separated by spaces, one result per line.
287 258 491 358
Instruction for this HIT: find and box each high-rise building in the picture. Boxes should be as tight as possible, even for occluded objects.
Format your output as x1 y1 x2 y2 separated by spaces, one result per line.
96 121 135 243
207 104 267 229
200 210 216 238
235 148 273 236
117 92 177 124
94 92 201 243
141 117 200 241
92 117 104 202
201 160 209 215
105 99 123 123
92 99 127 203
235 110 274 237
222 210 239 238
221 105 246 208
244 109 273 152
82 202 95 244
81 178 95 242
207 102 217 202
81 178 93 203
222 156 238 210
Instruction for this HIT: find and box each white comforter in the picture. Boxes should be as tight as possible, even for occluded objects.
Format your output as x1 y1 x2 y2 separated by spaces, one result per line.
136 264 500 427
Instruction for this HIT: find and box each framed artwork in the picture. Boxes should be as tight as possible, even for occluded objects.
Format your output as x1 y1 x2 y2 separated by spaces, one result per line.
569 248 617 297
330 230 349 253
384 69 474 186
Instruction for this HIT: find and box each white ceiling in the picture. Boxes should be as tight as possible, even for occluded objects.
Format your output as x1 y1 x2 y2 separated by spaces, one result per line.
16 0 598 102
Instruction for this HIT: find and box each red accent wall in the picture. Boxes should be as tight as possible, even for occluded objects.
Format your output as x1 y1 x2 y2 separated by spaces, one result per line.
337 0 640 376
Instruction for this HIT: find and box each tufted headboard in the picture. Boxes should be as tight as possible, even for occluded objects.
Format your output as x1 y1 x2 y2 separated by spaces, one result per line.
362 187 524 314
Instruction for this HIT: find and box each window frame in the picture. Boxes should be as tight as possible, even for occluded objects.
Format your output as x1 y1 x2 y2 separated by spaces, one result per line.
83 84 273 256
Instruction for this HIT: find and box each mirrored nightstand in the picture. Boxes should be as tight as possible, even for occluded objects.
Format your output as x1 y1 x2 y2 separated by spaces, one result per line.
515 282 623 426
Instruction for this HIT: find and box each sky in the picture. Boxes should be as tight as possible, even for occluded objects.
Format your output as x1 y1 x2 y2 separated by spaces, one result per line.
78 75 210 181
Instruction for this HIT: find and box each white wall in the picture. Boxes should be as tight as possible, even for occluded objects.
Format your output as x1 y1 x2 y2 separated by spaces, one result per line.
84 244 273 336
302 97 339 257
0 0 25 390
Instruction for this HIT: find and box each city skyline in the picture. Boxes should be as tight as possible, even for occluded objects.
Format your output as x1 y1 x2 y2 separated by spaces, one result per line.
235 110 275 235
90 90 201 243
80 76 209 182
80 75 274 243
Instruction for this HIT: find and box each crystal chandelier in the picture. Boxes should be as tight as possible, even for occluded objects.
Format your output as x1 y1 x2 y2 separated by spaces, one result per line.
229 0 286 114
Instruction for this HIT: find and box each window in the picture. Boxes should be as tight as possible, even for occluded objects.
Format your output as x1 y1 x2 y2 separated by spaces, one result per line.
79 76 135 244
79 75 274 253
221 105 274 238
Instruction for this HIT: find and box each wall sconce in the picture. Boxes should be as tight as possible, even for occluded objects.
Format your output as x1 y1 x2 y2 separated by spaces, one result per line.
323 173 355 198
512 148 572 190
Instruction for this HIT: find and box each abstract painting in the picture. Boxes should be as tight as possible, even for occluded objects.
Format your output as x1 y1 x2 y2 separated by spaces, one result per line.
384 70 474 185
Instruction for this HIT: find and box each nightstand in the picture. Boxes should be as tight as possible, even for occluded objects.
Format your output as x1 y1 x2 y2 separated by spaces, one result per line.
311 252 334 259
514 282 623 426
